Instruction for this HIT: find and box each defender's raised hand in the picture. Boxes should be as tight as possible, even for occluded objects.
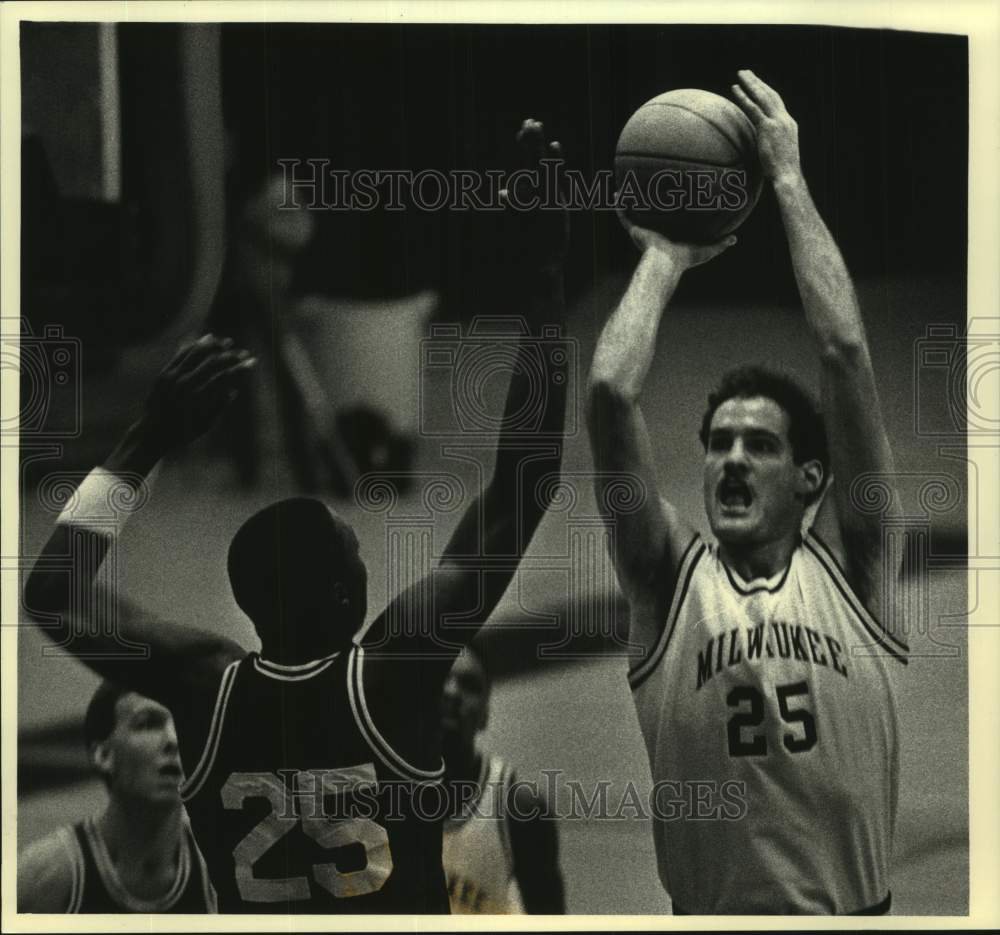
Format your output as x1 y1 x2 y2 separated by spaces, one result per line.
731 70 801 183
501 117 569 271
141 334 257 453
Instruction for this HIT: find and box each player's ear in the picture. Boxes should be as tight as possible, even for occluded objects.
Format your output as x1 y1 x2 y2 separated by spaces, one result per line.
91 741 114 782
797 459 824 501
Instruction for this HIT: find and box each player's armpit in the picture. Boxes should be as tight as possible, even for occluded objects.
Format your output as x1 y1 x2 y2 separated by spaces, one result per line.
810 485 891 627
17 832 75 913
507 780 565 913
358 532 529 775
362 462 556 675
24 553 244 766
814 343 899 611
86 588 245 766
586 380 695 646
360 559 506 691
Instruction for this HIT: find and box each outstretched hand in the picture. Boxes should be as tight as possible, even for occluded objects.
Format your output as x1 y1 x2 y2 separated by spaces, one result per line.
500 117 569 272
141 334 257 454
731 69 802 183
617 205 737 270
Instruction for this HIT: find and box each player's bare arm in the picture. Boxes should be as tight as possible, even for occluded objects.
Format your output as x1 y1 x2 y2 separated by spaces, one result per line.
506 781 565 913
587 215 734 651
22 336 252 760
362 118 568 702
733 70 899 611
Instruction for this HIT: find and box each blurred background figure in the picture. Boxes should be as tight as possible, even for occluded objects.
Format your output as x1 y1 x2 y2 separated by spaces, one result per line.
441 647 565 914
18 683 215 913
207 168 423 492
206 166 329 490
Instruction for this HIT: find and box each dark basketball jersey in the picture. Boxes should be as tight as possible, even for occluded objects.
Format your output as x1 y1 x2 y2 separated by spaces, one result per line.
180 647 449 914
60 816 215 912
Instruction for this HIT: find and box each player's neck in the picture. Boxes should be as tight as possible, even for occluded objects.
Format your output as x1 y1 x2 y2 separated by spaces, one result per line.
98 797 183 872
260 636 343 667
718 532 798 583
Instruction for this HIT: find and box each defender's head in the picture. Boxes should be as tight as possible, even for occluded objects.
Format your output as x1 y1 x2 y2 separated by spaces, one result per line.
228 498 367 662
700 367 828 548
441 646 491 755
85 683 183 806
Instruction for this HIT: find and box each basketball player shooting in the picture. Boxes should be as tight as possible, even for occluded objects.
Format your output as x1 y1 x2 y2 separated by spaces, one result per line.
22 118 568 914
587 70 907 914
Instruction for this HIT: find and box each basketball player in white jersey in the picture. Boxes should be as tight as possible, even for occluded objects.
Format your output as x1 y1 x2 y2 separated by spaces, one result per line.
18 683 216 913
587 70 907 914
441 647 565 914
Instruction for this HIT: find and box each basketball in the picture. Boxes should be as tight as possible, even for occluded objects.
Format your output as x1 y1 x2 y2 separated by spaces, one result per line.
615 89 763 244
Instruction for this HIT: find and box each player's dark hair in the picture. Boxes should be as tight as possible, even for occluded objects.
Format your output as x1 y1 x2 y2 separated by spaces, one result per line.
84 681 129 748
228 498 367 660
699 366 829 506
84 681 131 787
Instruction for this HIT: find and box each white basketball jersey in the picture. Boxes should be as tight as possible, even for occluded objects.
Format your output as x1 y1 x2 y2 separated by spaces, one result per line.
629 531 907 914
442 756 524 914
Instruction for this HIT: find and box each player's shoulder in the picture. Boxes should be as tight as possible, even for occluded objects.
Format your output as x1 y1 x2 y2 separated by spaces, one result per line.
627 504 703 622
656 495 702 579
17 825 79 912
656 522 709 608
346 644 447 782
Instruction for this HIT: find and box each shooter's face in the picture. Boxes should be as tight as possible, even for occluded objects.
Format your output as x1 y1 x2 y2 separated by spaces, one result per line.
703 396 809 547
98 694 184 807
441 650 489 752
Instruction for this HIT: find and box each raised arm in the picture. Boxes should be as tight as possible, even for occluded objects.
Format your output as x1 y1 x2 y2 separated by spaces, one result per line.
22 336 251 722
733 70 898 608
362 119 568 687
587 216 734 650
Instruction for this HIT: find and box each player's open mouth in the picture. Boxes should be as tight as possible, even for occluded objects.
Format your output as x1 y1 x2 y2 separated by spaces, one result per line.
159 763 183 780
718 477 753 512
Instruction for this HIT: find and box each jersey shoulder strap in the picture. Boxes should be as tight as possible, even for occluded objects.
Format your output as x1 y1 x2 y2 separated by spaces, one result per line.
347 645 446 782
803 530 909 664
629 534 707 690
183 816 218 911
180 657 241 801
61 824 87 913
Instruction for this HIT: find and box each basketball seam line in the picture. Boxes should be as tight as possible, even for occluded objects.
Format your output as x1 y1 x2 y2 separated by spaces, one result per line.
632 101 746 157
616 152 745 170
